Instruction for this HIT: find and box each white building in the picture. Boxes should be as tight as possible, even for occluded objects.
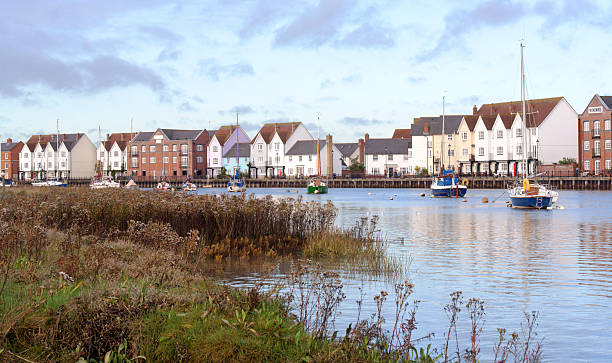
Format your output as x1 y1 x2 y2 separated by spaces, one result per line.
363 138 412 176
250 122 312 178
206 125 250 177
284 138 342 178
335 143 359 169
96 133 132 177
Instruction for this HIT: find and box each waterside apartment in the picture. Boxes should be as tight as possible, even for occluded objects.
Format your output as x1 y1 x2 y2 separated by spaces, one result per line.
579 95 612 175
1 139 24 180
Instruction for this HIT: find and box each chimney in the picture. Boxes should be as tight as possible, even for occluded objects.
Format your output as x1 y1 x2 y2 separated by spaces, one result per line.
365 133 369 141
424 122 429 134
106 133 110 140
6 138 12 143
358 138 365 165
473 105 477 115
326 134 333 178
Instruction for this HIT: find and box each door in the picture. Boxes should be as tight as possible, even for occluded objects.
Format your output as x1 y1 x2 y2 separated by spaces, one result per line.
296 166 304 178
595 160 601 175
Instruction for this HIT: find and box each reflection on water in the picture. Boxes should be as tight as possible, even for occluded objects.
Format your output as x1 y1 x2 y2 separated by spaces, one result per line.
197 188 612 361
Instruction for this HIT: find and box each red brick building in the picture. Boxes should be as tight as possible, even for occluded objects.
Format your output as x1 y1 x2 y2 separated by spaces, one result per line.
579 95 612 175
127 128 210 180
1 138 24 181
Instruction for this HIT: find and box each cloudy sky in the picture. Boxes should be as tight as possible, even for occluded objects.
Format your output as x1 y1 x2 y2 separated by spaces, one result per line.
1 0 611 143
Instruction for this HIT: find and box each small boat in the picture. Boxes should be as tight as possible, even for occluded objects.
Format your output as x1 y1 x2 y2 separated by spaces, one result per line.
182 181 197 192
508 178 555 209
126 177 139 189
0 179 12 187
90 176 121 189
430 167 467 198
156 179 171 191
32 178 68 187
307 177 328 194
227 171 246 192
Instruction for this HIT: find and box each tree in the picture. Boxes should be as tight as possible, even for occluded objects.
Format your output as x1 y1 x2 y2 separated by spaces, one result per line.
559 157 576 165
94 160 103 176
348 157 364 171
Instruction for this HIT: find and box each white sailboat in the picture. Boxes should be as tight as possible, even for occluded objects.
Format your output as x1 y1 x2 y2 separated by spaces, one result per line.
227 112 246 192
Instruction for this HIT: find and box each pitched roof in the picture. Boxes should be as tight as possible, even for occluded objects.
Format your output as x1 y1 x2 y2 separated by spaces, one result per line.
286 139 327 155
222 142 250 158
212 125 238 146
160 129 204 140
476 97 563 128
251 122 302 144
479 115 497 130
392 129 412 139
410 116 464 136
461 115 479 131
26 133 83 151
597 95 612 110
335 142 359 157
0 142 22 152
132 132 155 142
497 114 515 129
364 138 411 155
104 133 134 151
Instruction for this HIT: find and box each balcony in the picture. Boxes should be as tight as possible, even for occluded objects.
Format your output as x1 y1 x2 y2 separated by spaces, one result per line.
131 151 139 156
593 129 601 138
593 150 601 157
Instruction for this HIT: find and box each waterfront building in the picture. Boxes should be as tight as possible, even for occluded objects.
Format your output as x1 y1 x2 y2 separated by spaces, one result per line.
362 135 412 176
392 129 412 139
19 133 96 180
206 125 250 177
96 133 133 177
223 142 251 176
1 138 24 180
249 122 312 178
455 115 478 174
579 94 612 175
335 142 359 169
284 136 342 178
410 116 463 174
128 128 210 179
475 97 578 174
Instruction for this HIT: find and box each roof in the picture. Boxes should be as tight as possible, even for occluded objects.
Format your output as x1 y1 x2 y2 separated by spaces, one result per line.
392 129 411 139
160 129 204 140
251 122 302 144
461 115 479 131
476 97 563 128
497 114 515 129
335 142 359 157
26 133 83 151
410 115 464 136
222 142 250 158
1 142 22 152
212 125 238 146
104 133 134 151
599 96 612 109
364 138 411 155
286 140 327 155
479 115 497 130
132 132 155 142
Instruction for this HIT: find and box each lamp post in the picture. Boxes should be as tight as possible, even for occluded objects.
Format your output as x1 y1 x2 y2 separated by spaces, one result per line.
384 147 388 177
448 143 451 171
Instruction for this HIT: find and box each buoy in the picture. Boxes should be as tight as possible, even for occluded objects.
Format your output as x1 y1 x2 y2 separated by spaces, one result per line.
393 193 398 196
389 196 394 200
287 189 290 193
482 197 488 203
461 198 467 202
419 193 425 197
294 190 299 193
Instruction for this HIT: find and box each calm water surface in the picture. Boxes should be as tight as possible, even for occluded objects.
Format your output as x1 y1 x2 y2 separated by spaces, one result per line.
198 187 612 362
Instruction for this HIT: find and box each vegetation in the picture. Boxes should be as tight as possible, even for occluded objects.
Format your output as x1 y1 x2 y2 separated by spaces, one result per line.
0 189 543 362
415 166 429 177
558 157 577 165
349 157 365 171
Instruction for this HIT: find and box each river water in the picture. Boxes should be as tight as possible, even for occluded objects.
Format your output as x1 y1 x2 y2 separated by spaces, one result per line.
197 187 612 362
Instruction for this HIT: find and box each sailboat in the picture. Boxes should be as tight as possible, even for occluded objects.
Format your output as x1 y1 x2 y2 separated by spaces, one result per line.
307 118 328 194
430 96 467 197
508 42 557 209
228 112 246 192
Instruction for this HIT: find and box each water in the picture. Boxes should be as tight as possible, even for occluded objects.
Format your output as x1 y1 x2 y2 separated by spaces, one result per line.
196 187 612 362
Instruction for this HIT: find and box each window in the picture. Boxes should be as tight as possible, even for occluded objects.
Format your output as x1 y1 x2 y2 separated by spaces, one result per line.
606 159 611 170
150 157 156 164
403 154 409 160
163 145 168 152
23 163 29 168
114 151 119 157
388 154 394 161
173 144 177 152
141 146 146 152
308 168 313 175
408 150 412 158
181 157 188 166
594 120 601 137
61 162 66 168
48 162 53 168
226 157 230 163
142 157 147 164
531 128 536 135
181 144 188 155
213 146 218 152
99 151 105 157
298 155 302 162
449 150 454 156
113 161 119 168
196 156 203 163
308 155 312 161
595 160 601 174
37 152 42 158
500 163 507 171
606 120 611 131
61 152 66 157
594 140 600 156
427 140 432 148
478 147 484 156
372 167 380 175
461 132 468 141
584 140 590 151
274 143 280 150
373 155 378 161
173 156 177 164
23 152 29 158
150 145 156 152
497 146 503 155
478 131 484 140
584 121 590 132
4 154 7 159
288 168 293 175
497 130 503 139
213 158 218 165
257 143 263 150
462 148 468 157
164 156 169 164
515 128 522 137
197 145 203 151
584 160 590 171
606 139 611 150
288 156 292 162
447 134 453 140
517 145 523 155
427 149 432 157
131 157 138 167
258 157 263 162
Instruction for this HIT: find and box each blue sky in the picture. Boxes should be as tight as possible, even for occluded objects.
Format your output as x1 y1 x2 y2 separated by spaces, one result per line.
1 0 611 143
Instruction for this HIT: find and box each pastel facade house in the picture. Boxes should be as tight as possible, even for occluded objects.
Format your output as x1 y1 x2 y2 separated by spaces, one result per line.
1 139 24 180
206 125 250 177
250 122 312 178
473 115 497 173
475 97 578 173
579 95 612 175
455 115 478 174
409 120 429 174
96 133 133 177
128 128 210 179
364 137 412 176
489 114 517 175
411 116 463 174
20 133 96 180
223 142 251 176
284 136 342 178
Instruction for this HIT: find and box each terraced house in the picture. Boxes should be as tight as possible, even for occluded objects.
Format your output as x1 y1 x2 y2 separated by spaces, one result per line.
96 133 134 177
206 125 250 177
1 138 24 181
128 128 210 179
579 94 612 175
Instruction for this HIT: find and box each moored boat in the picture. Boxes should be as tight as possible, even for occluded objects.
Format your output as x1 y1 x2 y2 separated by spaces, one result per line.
430 168 467 198
156 179 171 191
182 181 197 192
307 177 328 194
32 179 68 187
90 176 120 189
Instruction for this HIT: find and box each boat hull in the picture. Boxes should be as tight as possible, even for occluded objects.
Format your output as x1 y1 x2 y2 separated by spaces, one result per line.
307 185 328 194
509 196 553 209
430 186 467 198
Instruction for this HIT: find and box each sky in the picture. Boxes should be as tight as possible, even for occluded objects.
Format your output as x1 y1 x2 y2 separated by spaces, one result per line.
1 0 611 143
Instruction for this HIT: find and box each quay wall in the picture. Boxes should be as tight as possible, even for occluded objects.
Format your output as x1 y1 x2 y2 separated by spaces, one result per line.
13 177 612 190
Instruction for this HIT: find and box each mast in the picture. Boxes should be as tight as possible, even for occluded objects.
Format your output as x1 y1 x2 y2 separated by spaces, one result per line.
441 96 445 174
235 112 239 177
317 116 321 177
521 41 526 178
56 119 59 179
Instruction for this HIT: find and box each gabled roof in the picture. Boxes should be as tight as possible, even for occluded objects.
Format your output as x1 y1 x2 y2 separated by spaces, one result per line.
160 129 204 140
212 125 238 146
478 115 497 130
365 138 411 155
104 133 134 151
599 96 612 109
286 140 327 156
251 122 302 144
461 116 478 131
132 132 155 142
26 133 83 152
497 114 515 129
335 142 359 157
1 142 22 152
410 116 464 136
476 97 563 128
222 142 250 158
392 129 411 139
